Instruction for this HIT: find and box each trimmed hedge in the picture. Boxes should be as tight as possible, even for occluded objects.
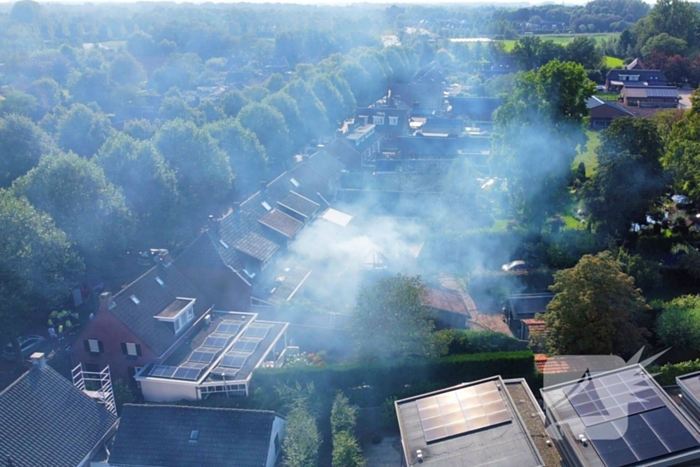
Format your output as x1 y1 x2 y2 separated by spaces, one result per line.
446 330 528 354
649 359 700 386
251 351 535 405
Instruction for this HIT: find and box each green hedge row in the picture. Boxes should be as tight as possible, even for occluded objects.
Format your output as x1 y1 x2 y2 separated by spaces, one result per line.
251 351 535 405
649 359 700 386
446 330 529 354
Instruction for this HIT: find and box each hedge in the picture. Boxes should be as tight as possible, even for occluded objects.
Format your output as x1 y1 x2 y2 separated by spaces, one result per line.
251 351 535 406
649 359 700 386
446 330 528 354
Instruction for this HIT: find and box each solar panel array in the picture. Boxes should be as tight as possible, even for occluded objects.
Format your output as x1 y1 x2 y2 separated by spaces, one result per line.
561 367 700 467
417 380 511 443
244 323 273 340
148 319 244 381
565 367 664 427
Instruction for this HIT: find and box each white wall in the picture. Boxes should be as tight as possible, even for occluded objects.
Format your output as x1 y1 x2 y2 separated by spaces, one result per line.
266 416 286 467
140 379 199 402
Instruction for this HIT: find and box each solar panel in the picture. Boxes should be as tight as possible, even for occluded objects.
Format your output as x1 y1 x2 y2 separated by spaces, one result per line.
173 363 206 381
149 365 178 378
203 334 232 349
417 381 511 443
216 321 242 335
187 349 217 364
219 351 251 369
586 407 700 467
244 325 271 339
232 338 258 353
565 367 664 426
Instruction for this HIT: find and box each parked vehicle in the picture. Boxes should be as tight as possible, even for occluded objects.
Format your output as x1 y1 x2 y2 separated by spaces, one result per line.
2 335 46 361
501 260 531 272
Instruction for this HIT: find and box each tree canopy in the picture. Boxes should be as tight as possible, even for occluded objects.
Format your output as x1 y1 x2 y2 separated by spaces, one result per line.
656 295 700 350
544 251 648 356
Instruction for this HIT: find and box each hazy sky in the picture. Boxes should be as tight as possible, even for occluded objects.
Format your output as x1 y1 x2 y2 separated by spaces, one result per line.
0 0 606 5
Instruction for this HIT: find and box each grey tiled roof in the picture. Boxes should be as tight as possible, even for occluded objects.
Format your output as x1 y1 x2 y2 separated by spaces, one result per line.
234 232 279 262
0 365 117 467
277 191 319 219
259 209 303 238
306 149 345 180
109 404 280 467
108 265 213 356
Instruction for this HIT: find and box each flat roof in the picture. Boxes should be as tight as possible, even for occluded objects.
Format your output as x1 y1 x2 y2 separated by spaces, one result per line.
395 376 545 467
321 208 353 227
541 364 700 467
251 265 312 306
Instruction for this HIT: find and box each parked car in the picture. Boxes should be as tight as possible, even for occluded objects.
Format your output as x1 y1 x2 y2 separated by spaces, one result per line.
2 335 46 361
501 260 531 272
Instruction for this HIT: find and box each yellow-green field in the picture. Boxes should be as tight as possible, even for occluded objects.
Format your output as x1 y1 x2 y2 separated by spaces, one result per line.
500 33 618 52
573 130 600 177
604 56 624 67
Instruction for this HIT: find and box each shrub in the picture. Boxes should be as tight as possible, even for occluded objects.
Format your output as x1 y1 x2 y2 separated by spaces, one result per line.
649 359 700 386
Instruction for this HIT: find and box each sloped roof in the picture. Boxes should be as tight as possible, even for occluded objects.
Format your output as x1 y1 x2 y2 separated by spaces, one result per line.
108 265 213 356
259 209 303 238
322 137 361 161
421 288 470 315
623 85 679 99
234 232 279 262
448 97 501 119
0 365 117 467
505 294 554 319
606 68 667 84
306 149 345 180
277 191 319 219
109 404 281 467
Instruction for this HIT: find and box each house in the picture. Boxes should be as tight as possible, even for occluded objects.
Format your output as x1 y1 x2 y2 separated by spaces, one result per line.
420 287 470 329
356 101 412 137
0 354 118 467
541 364 700 467
586 96 634 129
625 58 643 70
71 264 214 385
290 149 344 200
519 318 546 341
107 404 285 467
675 371 700 425
176 171 332 310
251 265 312 307
134 310 291 401
324 128 381 171
621 85 680 108
448 97 501 121
395 376 548 467
605 69 668 91
390 82 445 114
503 293 554 338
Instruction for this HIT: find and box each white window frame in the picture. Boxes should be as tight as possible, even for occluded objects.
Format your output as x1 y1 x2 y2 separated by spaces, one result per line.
372 116 384 125
88 339 101 353
126 342 138 357
389 116 398 126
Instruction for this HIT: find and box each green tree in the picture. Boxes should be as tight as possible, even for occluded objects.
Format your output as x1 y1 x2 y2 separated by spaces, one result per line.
0 190 84 364
237 102 291 167
109 53 146 86
152 53 202 93
95 133 180 244
564 37 603 70
206 118 267 195
56 104 113 158
283 79 328 140
0 88 39 119
331 392 357 436
351 274 444 361
544 251 648 356
0 114 54 187
221 89 249 118
656 295 700 349
493 60 594 228
644 0 700 48
642 33 688 57
332 431 365 467
312 75 346 128
263 92 306 151
122 118 157 140
26 78 62 118
155 119 233 216
12 152 132 261
663 92 700 200
283 406 321 467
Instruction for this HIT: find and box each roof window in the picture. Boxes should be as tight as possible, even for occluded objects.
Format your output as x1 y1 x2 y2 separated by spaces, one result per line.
130 295 140 305
155 277 165 286
219 239 229 249
262 201 272 211
290 178 300 188
189 430 199 443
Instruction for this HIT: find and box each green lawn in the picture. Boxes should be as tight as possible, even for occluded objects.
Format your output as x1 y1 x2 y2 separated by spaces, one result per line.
605 55 624 68
573 130 600 177
500 33 618 52
594 92 619 101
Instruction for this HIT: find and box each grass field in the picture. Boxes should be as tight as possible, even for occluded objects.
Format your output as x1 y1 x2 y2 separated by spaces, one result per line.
605 55 624 68
500 33 618 52
573 130 600 177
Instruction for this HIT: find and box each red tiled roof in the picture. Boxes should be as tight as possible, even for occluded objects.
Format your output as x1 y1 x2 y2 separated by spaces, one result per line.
420 288 469 315
258 209 303 238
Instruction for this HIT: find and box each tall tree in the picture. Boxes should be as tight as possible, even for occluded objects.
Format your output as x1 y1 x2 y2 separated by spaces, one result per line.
56 104 113 158
237 102 291 168
0 114 54 187
12 152 133 262
263 92 306 151
351 275 444 361
544 251 648 356
656 295 700 350
283 406 321 467
663 91 700 200
493 60 594 228
332 431 365 467
0 190 83 365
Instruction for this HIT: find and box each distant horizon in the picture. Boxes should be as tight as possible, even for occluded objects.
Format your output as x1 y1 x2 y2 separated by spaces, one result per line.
0 0 658 6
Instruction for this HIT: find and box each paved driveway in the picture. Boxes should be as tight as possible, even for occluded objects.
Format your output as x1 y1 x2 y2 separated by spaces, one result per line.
679 89 693 109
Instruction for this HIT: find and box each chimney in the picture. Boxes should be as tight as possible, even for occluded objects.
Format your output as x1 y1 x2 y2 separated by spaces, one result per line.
30 352 46 370
99 291 113 311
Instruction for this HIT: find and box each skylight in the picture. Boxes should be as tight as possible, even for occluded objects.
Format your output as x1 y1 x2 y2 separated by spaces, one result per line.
219 239 229 249
155 277 165 286
130 295 140 305
261 201 272 211
290 177 300 187
189 430 199 442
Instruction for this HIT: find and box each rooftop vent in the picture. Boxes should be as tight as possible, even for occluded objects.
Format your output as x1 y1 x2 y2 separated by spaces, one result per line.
416 449 423 463
130 295 140 305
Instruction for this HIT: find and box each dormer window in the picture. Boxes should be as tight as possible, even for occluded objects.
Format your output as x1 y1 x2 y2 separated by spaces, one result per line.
262 201 272 211
290 178 300 188
130 295 140 305
155 277 165 286
154 298 196 334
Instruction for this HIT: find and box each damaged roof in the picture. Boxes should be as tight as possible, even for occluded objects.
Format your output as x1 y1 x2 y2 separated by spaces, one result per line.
421 288 470 316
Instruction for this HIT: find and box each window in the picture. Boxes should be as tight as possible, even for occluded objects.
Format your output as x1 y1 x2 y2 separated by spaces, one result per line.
274 433 280 456
84 339 103 354
130 295 140 305
219 239 229 249
189 430 199 443
155 276 165 286
261 201 272 211
290 177 300 188
174 305 195 334
121 342 142 358
372 116 384 125
186 306 194 322
389 116 398 126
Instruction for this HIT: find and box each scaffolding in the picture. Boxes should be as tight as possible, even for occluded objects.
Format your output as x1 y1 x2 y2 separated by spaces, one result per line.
72 363 116 415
